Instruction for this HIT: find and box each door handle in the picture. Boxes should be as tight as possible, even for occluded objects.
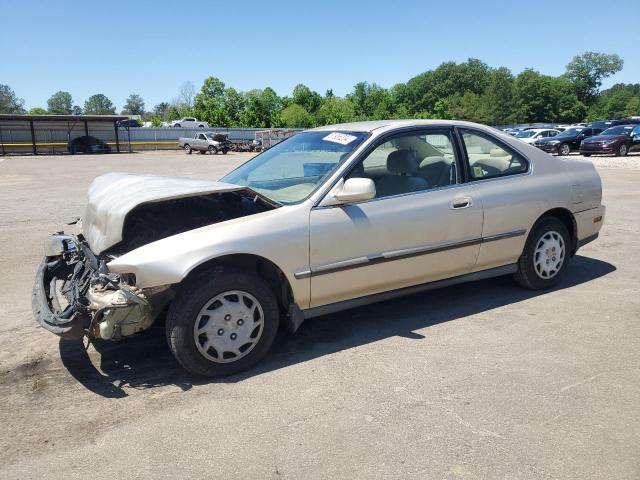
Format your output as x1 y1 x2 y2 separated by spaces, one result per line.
450 197 473 209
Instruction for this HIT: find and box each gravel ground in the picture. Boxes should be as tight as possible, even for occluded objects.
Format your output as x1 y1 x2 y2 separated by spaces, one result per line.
0 150 638 479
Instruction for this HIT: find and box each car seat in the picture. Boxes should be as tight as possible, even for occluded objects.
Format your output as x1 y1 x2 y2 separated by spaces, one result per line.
376 150 428 197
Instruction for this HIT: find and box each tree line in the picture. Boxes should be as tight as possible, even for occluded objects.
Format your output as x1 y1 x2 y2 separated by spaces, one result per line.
1 52 638 127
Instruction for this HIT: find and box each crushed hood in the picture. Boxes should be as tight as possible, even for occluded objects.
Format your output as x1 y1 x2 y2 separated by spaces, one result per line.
83 172 245 253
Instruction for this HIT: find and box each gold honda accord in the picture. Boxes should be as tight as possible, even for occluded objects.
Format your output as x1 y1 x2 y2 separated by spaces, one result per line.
33 120 605 376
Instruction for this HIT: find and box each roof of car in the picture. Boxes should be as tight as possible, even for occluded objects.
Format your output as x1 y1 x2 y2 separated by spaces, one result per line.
310 119 474 133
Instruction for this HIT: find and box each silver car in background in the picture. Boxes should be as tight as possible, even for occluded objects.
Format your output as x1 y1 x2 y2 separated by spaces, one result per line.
33 120 605 377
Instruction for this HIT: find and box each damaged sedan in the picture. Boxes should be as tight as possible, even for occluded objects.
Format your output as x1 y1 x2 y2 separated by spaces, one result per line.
33 120 606 377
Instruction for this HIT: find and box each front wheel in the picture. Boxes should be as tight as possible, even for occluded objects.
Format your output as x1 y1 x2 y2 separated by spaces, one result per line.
513 217 570 290
166 269 280 377
583 153 591 157
208 145 217 155
184 144 192 154
616 144 628 157
559 143 570 156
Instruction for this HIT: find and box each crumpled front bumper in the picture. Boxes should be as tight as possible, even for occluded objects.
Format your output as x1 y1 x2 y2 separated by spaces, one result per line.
32 258 86 340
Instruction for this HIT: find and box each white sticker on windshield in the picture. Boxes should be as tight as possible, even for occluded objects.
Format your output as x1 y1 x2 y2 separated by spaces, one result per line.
322 132 358 145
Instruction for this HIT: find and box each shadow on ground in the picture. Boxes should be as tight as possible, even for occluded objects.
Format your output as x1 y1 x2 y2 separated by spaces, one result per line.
59 255 615 398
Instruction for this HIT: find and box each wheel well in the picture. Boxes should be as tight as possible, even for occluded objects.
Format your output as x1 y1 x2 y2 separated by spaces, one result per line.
184 254 294 314
537 208 577 254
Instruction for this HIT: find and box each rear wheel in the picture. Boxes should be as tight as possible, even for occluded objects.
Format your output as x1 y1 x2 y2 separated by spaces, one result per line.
166 269 280 377
174 124 181 128
559 143 570 156
583 153 591 157
199 150 206 155
616 144 628 157
184 144 192 154
513 217 570 290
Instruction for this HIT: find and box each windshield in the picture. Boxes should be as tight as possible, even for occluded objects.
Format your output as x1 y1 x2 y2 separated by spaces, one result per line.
515 130 536 138
222 131 368 204
600 126 633 136
556 127 584 138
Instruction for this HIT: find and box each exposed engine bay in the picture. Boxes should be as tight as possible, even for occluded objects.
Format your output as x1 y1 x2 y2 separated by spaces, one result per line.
107 191 276 255
33 190 277 342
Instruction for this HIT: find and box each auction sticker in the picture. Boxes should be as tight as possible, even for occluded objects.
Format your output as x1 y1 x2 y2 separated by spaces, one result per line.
323 132 358 145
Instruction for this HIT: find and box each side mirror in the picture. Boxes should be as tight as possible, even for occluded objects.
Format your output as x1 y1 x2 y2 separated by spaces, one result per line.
321 178 376 206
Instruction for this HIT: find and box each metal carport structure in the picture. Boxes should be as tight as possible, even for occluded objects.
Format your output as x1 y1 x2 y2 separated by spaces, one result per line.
0 114 128 154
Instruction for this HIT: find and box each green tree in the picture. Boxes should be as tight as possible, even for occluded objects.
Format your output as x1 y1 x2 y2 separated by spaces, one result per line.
403 58 491 115
153 102 170 119
565 52 624 106
0 84 25 113
587 83 640 119
193 76 228 125
72 105 83 115
121 94 145 115
150 116 163 127
221 88 245 126
482 67 516 124
28 107 48 115
348 82 393 119
84 94 116 115
625 96 640 117
279 104 313 128
316 96 356 125
292 84 322 115
47 91 73 114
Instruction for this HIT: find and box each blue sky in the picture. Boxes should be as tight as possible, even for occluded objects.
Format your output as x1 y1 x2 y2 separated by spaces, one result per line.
2 0 638 111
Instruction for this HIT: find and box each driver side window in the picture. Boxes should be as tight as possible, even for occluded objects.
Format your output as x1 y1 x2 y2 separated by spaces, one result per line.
346 129 459 199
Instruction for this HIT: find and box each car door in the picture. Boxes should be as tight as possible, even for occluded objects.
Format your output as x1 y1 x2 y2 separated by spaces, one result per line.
573 128 591 148
196 133 207 149
458 128 536 272
308 127 483 308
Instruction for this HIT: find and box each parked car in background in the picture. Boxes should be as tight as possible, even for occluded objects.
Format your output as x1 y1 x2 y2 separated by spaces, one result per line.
34 120 605 377
68 136 111 154
514 128 561 144
533 126 603 156
178 132 233 154
580 125 637 157
170 117 209 128
589 119 640 131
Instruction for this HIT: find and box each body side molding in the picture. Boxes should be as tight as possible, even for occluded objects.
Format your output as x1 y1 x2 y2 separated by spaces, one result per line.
294 229 526 279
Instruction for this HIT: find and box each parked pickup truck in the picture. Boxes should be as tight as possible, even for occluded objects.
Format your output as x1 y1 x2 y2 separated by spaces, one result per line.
170 117 209 128
177 132 233 154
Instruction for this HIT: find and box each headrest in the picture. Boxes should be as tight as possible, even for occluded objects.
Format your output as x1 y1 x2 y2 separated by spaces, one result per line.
387 150 418 175
419 156 448 168
490 148 510 157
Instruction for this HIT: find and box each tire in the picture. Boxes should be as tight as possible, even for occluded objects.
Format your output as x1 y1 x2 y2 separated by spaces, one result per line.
513 217 571 290
583 153 591 157
559 143 570 156
222 148 228 155
198 124 204 128
208 145 217 155
199 150 206 155
184 144 192 154
616 144 628 157
166 268 280 377
174 124 181 128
